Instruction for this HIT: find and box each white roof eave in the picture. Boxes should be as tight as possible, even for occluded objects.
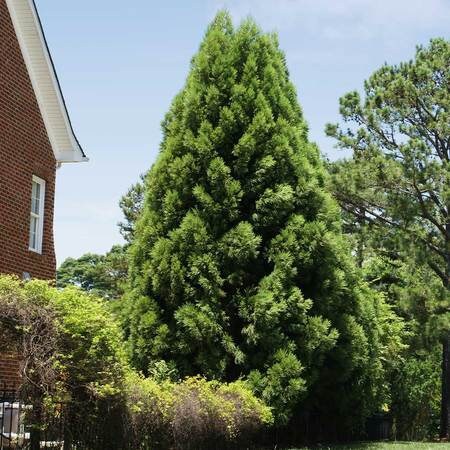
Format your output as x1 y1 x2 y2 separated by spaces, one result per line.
5 0 88 164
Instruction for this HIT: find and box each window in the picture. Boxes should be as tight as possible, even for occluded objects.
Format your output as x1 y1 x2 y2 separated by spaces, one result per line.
29 176 45 254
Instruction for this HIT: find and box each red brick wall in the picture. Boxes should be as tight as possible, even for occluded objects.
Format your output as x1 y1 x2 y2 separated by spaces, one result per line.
0 353 20 388
0 0 57 386
0 0 57 281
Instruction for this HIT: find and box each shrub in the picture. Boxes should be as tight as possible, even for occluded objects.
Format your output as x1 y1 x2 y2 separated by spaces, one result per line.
125 374 174 449
0 276 59 391
125 374 273 449
0 275 128 397
390 348 441 440
0 275 129 448
54 285 129 400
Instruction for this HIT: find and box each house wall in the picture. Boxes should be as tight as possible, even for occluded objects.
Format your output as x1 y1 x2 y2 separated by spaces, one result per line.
0 0 57 281
0 353 20 389
0 0 57 387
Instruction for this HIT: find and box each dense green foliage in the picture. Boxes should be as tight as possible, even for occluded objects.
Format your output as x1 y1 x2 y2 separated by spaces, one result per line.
57 245 128 299
331 224 442 439
41 15 450 448
0 275 129 399
0 275 129 449
327 38 449 439
0 275 274 450
126 12 400 428
125 374 272 449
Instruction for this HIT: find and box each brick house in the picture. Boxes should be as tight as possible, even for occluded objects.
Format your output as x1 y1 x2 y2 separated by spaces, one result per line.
0 0 87 385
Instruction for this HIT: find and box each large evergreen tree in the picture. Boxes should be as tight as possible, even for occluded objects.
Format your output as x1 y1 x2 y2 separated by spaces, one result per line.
127 12 397 428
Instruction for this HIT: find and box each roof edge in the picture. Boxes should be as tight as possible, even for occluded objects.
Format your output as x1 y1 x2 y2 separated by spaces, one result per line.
6 0 88 163
30 0 88 162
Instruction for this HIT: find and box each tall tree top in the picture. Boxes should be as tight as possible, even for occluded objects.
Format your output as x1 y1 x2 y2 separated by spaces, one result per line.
327 38 449 287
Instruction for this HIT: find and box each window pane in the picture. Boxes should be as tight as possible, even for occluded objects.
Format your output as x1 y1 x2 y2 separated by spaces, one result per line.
29 177 45 253
32 198 39 215
29 216 38 250
31 181 40 215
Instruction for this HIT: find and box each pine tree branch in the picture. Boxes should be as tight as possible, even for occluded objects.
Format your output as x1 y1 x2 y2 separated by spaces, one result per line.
337 194 447 261
428 260 450 288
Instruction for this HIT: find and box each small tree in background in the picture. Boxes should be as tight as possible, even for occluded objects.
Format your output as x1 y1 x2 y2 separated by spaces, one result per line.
57 245 128 299
326 38 449 437
119 173 147 244
127 11 401 429
324 183 443 438
57 173 146 298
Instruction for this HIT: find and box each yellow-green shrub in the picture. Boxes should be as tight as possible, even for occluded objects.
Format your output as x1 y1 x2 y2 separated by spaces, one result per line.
125 374 273 449
125 373 174 448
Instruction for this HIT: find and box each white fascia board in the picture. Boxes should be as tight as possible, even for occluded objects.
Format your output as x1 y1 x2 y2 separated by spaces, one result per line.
5 0 88 164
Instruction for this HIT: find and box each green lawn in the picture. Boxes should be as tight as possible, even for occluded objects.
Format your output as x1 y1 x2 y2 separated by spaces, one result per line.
288 443 450 450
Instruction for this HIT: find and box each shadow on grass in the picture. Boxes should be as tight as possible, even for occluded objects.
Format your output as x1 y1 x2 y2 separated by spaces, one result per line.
279 442 450 450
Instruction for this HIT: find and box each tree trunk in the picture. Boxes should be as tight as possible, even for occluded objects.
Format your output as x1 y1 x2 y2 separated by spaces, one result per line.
441 227 450 439
30 400 42 450
441 336 450 439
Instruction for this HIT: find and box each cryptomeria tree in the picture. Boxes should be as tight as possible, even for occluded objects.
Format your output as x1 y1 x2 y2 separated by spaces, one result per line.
128 12 398 427
326 38 450 437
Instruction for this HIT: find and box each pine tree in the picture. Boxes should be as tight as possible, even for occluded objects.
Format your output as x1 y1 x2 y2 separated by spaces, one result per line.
127 12 396 427
329 159 442 438
327 38 450 437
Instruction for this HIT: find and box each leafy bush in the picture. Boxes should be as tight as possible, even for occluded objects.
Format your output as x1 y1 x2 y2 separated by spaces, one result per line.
54 285 129 400
0 275 128 397
390 349 441 440
125 375 174 448
0 275 129 448
125 374 273 449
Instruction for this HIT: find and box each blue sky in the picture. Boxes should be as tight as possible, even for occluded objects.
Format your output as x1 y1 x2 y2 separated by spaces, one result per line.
34 0 450 264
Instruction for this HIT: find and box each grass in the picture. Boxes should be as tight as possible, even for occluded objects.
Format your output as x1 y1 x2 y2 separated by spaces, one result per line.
288 443 450 450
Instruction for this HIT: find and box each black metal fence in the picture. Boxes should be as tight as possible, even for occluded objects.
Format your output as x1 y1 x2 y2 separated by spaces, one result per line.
258 410 393 448
1 383 26 449
0 382 65 449
1 383 126 450
1 382 393 450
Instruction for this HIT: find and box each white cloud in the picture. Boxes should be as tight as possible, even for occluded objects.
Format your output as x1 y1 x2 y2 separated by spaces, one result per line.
212 0 450 40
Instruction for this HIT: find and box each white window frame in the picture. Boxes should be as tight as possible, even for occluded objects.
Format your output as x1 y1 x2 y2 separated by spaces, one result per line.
29 175 46 254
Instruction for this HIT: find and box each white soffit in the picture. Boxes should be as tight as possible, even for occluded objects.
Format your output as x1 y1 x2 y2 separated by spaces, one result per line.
5 0 88 163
